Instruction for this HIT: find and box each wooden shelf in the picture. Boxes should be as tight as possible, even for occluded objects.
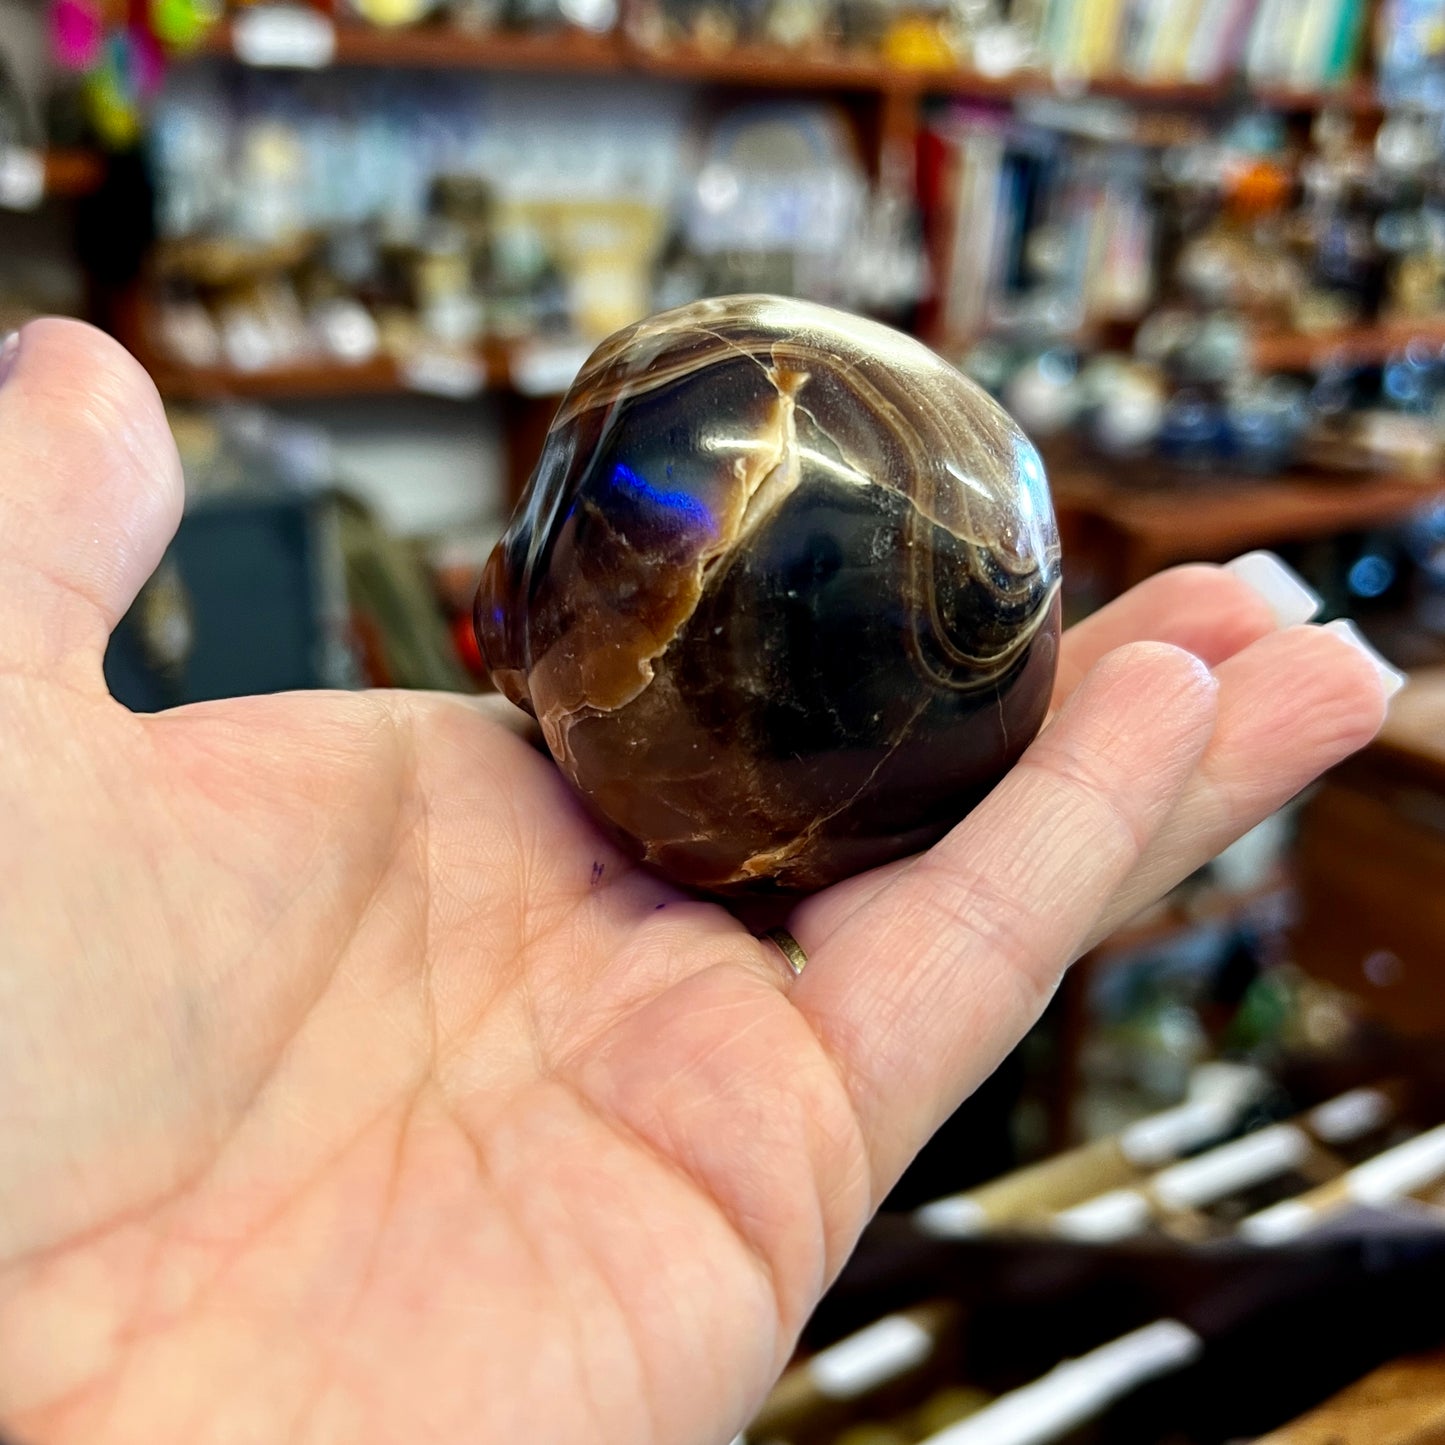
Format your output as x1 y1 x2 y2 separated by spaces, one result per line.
144 338 541 402
1253 317 1445 372
201 19 626 72
1255 1349 1445 1445
149 350 498 401
150 354 413 401
192 20 945 89
189 20 1380 111
934 69 1376 113
1252 78 1379 114
1051 452 1445 588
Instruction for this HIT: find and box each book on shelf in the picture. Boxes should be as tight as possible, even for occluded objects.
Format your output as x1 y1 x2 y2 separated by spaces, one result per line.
924 112 1152 345
1029 0 1366 86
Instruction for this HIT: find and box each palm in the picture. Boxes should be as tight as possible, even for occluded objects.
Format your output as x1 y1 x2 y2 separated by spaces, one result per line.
0 321 1391 1445
8 680 863 1443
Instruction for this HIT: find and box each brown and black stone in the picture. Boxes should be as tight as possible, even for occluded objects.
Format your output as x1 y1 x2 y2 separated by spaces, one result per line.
476 295 1062 895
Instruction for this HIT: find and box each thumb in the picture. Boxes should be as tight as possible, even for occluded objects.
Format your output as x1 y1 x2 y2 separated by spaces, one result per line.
0 320 183 689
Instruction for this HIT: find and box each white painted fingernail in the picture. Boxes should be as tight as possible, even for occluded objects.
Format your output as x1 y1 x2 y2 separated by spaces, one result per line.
1321 618 1407 699
0 330 19 388
1224 551 1322 628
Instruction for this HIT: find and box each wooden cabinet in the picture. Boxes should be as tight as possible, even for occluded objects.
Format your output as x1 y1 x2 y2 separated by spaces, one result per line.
1293 667 1445 1038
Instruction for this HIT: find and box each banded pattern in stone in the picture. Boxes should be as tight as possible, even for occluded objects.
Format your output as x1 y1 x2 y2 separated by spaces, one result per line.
477 295 1061 894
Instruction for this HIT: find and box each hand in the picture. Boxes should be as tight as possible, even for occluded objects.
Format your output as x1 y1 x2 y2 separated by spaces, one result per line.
0 321 1391 1445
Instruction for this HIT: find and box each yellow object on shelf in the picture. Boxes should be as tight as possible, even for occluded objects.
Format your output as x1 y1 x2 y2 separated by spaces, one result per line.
880 16 958 70
348 0 442 27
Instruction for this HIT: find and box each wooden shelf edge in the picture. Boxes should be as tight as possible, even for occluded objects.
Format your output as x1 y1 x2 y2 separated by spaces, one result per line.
321 22 623 71
154 354 477 401
145 339 528 402
183 22 1381 111
191 21 918 87
937 69 1376 112
149 354 411 401
1253 317 1445 371
193 20 624 72
1049 450 1445 586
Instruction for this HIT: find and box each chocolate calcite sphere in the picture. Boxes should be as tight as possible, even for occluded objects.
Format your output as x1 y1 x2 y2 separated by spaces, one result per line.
476 296 1061 894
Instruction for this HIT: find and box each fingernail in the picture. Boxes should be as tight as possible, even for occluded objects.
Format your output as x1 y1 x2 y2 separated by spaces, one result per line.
0 330 19 388
1224 551 1322 628
1321 618 1408 699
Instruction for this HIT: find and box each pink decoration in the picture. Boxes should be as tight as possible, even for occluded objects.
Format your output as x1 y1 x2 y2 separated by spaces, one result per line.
128 25 167 96
51 0 105 71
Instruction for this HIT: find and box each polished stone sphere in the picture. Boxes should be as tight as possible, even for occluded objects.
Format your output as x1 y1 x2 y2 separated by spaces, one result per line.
476 296 1061 895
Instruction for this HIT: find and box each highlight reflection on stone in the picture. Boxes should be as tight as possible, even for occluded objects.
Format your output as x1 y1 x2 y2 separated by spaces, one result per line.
476 296 1062 894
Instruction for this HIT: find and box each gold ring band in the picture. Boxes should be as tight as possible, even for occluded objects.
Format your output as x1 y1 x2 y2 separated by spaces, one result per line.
760 926 808 977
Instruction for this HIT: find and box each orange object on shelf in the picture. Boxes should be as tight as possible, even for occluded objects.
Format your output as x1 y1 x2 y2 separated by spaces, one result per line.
1224 157 1294 219
41 149 105 199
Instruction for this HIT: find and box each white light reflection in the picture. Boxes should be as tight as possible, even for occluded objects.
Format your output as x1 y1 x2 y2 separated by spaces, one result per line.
797 446 869 487
944 459 998 504
700 435 773 453
1011 438 1053 562
699 434 871 489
